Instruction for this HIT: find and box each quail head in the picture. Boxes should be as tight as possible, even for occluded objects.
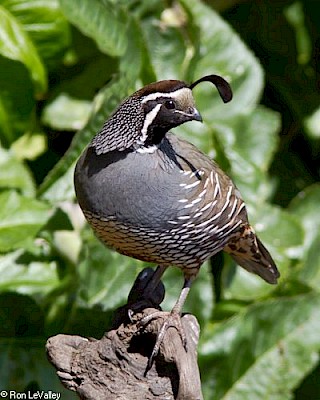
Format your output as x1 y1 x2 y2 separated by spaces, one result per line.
74 74 280 364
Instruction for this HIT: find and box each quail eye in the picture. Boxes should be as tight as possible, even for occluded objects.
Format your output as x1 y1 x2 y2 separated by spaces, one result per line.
164 100 176 110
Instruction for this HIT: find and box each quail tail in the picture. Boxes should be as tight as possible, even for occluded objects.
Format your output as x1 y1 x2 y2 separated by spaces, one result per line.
224 224 280 284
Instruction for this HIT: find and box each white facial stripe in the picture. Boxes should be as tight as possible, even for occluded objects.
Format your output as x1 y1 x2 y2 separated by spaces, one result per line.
141 87 191 103
174 110 193 117
137 103 162 145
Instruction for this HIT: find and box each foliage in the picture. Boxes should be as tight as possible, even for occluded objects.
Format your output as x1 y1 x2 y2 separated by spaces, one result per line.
0 0 319 398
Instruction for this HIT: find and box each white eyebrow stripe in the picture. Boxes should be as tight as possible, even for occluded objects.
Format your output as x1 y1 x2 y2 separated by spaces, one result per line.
141 87 191 103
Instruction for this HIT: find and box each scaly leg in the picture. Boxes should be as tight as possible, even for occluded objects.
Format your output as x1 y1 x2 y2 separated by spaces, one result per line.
140 275 194 372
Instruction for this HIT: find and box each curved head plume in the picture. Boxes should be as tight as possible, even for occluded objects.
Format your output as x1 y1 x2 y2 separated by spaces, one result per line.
189 74 233 103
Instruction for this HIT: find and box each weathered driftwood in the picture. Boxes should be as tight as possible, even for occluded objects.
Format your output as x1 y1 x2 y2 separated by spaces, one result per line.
46 268 203 400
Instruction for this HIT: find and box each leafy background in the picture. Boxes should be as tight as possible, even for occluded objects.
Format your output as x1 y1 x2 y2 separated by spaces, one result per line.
0 0 319 398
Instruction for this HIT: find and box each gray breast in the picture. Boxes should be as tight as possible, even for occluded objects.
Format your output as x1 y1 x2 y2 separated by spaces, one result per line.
75 136 194 230
74 133 247 269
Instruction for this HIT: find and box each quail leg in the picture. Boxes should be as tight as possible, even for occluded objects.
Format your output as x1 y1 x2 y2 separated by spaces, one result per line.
139 275 194 373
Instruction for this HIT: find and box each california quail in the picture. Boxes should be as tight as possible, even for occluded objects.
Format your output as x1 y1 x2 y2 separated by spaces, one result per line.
74 74 280 363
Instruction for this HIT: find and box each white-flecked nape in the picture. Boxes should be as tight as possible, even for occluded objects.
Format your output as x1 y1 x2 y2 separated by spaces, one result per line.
141 87 192 104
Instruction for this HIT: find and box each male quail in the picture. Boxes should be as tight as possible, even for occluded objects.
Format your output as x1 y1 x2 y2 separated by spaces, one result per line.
74 74 280 362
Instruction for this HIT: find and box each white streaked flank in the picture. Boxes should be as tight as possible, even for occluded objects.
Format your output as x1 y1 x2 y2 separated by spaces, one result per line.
228 197 238 219
184 180 201 189
213 172 221 198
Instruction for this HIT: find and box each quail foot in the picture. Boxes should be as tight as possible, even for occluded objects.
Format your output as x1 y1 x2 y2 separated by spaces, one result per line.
74 74 280 369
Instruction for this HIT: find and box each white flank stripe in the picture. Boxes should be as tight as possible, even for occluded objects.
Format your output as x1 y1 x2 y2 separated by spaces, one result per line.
198 188 207 198
213 173 221 198
216 220 242 238
200 201 214 212
184 180 201 189
237 202 246 215
228 197 238 219
204 177 210 189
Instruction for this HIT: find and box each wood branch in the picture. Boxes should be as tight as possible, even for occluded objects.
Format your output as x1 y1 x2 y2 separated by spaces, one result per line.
46 268 203 400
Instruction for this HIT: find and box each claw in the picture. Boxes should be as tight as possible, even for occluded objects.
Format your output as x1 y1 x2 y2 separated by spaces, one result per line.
140 310 188 375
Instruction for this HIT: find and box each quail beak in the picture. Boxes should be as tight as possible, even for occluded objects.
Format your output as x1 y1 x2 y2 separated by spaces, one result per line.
191 107 203 122
174 107 203 122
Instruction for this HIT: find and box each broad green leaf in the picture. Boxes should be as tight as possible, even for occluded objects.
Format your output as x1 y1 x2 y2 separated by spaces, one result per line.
224 203 304 300
288 184 320 251
204 106 280 204
11 132 47 161
1 0 71 69
304 106 320 139
77 227 143 310
119 17 155 83
42 93 92 131
0 190 51 252
141 2 193 80
224 107 280 172
180 0 264 119
200 292 320 400
0 56 35 145
298 233 320 291
0 147 35 196
59 0 128 57
38 75 136 201
250 203 304 261
41 55 117 131
0 4 46 93
0 250 59 295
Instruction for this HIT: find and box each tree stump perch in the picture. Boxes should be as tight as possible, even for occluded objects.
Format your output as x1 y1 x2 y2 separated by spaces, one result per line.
46 268 203 400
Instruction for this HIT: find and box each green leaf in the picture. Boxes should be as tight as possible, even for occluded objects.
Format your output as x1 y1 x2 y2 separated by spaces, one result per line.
11 132 47 161
42 93 92 131
0 250 59 296
226 107 280 172
41 54 117 131
0 56 35 145
0 4 47 93
200 292 320 400
77 227 143 310
289 184 320 252
180 0 264 119
59 0 128 57
119 17 155 82
304 106 320 139
0 191 51 252
0 147 35 196
141 2 193 80
224 203 304 300
298 232 320 291
1 0 71 70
